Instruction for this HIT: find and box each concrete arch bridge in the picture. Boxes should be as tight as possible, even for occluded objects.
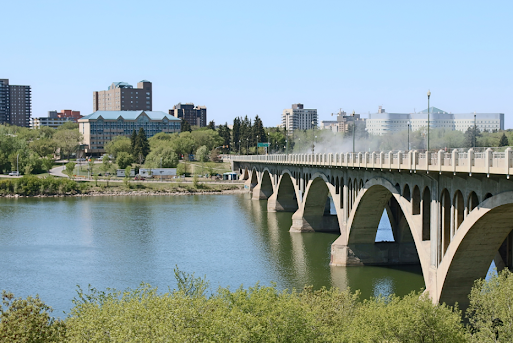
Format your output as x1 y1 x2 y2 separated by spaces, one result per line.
230 148 513 309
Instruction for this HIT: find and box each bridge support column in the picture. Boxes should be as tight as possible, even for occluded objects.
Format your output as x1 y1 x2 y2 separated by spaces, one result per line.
267 192 298 212
290 208 340 233
331 239 420 266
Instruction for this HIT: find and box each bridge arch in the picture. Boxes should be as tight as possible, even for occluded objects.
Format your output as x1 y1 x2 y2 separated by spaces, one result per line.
252 168 274 200
437 191 513 309
344 177 428 278
267 169 300 212
290 172 341 233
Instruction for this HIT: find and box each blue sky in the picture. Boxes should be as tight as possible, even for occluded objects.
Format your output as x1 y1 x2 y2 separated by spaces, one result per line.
2 0 512 127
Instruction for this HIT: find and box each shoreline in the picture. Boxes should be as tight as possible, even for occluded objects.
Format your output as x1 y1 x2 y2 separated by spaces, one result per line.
0 188 248 198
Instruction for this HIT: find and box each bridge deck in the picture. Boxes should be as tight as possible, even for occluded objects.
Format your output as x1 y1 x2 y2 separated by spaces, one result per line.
229 148 513 176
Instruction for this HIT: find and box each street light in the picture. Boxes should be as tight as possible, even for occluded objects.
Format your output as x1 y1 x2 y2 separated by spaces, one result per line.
256 135 259 155
427 90 431 151
474 112 477 148
352 110 356 154
285 139 288 154
238 139 241 155
246 138 249 155
407 121 411 151
16 153 19 175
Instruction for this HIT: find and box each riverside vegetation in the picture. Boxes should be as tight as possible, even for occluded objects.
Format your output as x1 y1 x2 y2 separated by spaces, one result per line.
2 268 513 342
0 175 242 196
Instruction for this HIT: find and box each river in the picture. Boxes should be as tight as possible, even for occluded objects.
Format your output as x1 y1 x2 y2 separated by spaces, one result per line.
0 193 424 315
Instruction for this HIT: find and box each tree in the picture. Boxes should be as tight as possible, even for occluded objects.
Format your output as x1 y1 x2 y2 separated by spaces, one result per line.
116 152 134 169
53 129 82 159
196 145 209 162
56 121 79 130
207 120 216 131
64 161 76 179
209 148 220 162
130 129 137 152
144 146 179 168
232 117 241 153
181 119 192 133
133 128 150 164
499 132 509 147
467 269 513 341
218 123 231 153
105 136 132 158
464 126 481 148
0 291 65 342
29 138 57 157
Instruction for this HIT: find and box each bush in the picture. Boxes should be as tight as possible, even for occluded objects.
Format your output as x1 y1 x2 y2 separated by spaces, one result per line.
467 269 513 342
0 176 82 196
0 291 65 342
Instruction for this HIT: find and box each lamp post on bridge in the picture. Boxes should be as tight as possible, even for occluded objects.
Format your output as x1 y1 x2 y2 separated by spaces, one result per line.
427 90 431 151
238 139 241 155
352 110 356 154
408 121 411 151
246 138 249 155
474 113 477 148
256 135 259 155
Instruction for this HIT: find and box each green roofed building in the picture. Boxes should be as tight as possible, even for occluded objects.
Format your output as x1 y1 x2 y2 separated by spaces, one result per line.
78 110 181 154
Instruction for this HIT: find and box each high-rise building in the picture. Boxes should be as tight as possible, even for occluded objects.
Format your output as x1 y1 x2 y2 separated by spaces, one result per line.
281 103 318 134
93 80 152 111
366 106 504 135
0 79 31 127
170 103 207 127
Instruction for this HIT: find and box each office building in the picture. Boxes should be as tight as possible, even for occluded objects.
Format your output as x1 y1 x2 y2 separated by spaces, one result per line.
0 79 31 127
366 106 504 135
170 103 207 127
320 109 364 133
93 80 152 111
282 103 318 134
78 110 181 154
30 109 83 129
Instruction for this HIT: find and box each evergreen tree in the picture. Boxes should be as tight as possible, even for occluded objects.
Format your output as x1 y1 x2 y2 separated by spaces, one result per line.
181 119 192 133
232 117 241 153
463 126 480 148
253 115 266 142
207 120 216 131
499 132 509 147
133 128 150 164
217 123 231 152
130 129 137 152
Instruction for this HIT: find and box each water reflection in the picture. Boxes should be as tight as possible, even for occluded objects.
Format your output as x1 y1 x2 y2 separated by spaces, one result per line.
0 194 424 315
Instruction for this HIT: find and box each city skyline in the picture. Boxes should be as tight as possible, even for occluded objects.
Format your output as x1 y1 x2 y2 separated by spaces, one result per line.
2 1 511 128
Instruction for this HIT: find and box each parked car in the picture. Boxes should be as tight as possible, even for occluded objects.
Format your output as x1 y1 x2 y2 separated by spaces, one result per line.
8 171 20 176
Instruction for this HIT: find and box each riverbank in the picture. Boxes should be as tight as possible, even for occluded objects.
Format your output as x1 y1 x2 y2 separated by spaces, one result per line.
0 175 246 197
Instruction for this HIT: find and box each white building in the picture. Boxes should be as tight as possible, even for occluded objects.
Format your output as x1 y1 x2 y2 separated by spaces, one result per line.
366 106 504 135
30 116 75 129
282 103 317 134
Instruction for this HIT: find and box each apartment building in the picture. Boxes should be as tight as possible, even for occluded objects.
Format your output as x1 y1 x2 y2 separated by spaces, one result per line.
0 79 31 127
170 103 207 127
78 110 181 154
30 109 83 129
281 103 318 135
93 80 152 111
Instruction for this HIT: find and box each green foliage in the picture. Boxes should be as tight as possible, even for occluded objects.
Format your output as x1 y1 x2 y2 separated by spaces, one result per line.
116 152 134 170
123 166 132 187
0 176 82 196
53 129 82 159
180 118 192 132
173 266 209 298
64 162 76 179
0 291 65 342
132 128 150 164
144 145 178 168
499 133 509 147
176 162 187 176
56 121 79 130
104 136 131 158
467 269 513 342
29 138 57 157
196 145 209 162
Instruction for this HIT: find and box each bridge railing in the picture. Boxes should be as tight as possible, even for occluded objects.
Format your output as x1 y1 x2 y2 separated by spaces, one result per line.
229 148 513 176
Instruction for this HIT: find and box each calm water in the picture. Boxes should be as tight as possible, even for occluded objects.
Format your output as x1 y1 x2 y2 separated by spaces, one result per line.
0 194 424 315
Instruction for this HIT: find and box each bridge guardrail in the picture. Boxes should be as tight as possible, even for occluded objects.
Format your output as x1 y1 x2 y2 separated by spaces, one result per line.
229 148 513 177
